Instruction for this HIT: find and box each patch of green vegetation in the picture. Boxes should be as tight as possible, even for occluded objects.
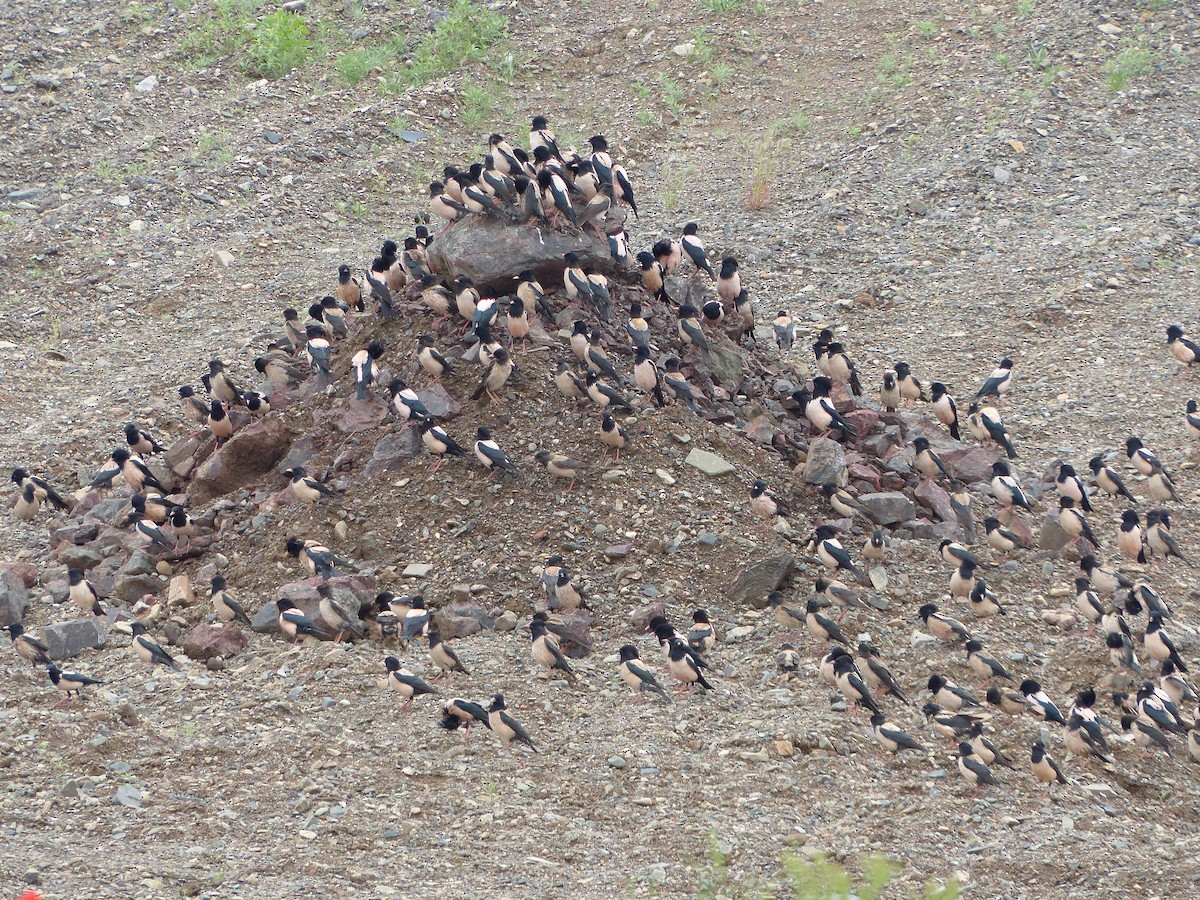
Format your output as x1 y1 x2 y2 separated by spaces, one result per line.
1103 46 1153 91
742 126 788 210
123 1 159 28
337 45 391 86
337 200 369 220
770 112 812 136
878 52 914 88
914 20 937 38
460 83 499 131
245 9 315 79
632 80 652 100
658 74 687 116
991 20 1008 36
1027 45 1049 69
1041 62 1063 88
1017 0 1037 15
404 0 508 86
710 62 734 85
994 52 1011 69
700 0 743 11
1141 0 1171 10
634 108 655 127
688 28 714 65
752 0 769 14
688 837 963 900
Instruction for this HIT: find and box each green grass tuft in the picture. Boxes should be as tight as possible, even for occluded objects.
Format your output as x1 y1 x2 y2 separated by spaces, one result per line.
1103 46 1153 91
700 0 743 11
245 9 314 79
405 0 508 87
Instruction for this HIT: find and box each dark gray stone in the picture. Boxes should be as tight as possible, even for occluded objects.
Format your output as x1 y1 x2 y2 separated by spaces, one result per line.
57 545 103 571
0 567 30 625
416 383 462 420
364 429 422 476
113 574 161 602
731 554 796 608
41 617 107 660
857 492 917 526
191 418 293 503
803 438 847 486
84 498 133 527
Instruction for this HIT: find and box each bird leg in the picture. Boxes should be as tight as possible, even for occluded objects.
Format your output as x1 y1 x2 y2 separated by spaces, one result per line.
487 389 502 406
428 457 445 476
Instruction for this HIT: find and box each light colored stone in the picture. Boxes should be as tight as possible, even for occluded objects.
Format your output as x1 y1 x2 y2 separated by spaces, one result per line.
685 449 734 477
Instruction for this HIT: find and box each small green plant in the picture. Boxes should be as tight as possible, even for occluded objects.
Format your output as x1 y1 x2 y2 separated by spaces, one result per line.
1103 46 1153 91
634 108 655 127
658 75 686 115
914 20 937 38
994 52 1011 69
1027 45 1049 69
460 83 497 130
1017 0 1036 15
1042 62 1063 88
700 0 743 11
710 62 734 85
386 115 411 137
1141 0 1171 10
404 0 508 87
742 126 787 210
337 200 369 220
848 123 865 136
337 46 388 86
688 28 714 65
632 80 652 100
991 20 1008 36
245 8 315 79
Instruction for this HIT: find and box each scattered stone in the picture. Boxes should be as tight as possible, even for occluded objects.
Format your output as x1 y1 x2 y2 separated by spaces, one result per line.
41 617 107 660
856 492 916 526
183 624 248 661
945 446 1000 483
914 480 954 522
192 419 293 503
608 756 627 769
803 438 847 486
55 545 102 570
364 429 422 476
167 575 194 607
725 625 755 641
134 74 158 94
730 554 795 608
603 544 633 559
494 610 518 632
1038 515 1073 553
630 603 666 631
426 211 623 294
403 563 432 577
744 415 776 444
415 383 462 420
113 785 143 808
685 449 734 477
0 567 32 624
52 523 99 546
655 469 676 486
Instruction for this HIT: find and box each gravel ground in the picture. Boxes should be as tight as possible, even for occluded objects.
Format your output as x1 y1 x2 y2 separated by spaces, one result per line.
2 1 1200 898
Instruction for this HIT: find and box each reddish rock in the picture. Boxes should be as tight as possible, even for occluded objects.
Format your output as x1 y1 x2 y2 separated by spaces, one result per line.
944 446 1000 484
183 623 249 661
915 480 955 522
847 463 881 491
631 603 667 632
843 408 880 435
416 383 462 420
315 396 389 434
744 414 776 444
191 418 293 503
1 561 38 589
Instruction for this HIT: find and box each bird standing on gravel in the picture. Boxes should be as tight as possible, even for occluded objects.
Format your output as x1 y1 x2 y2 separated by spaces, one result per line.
285 537 347 581
973 358 1013 402
417 334 455 382
804 377 855 439
109 446 169 495
930 382 961 441
383 657 439 710
210 574 250 627
957 742 999 789
871 714 925 754
1088 455 1137 503
419 419 468 473
774 311 795 353
1055 463 1092 511
1166 325 1200 368
1058 496 1100 550
6 623 50 670
857 643 908 703
667 637 713 693
68 568 106 617
966 403 1017 459
813 525 869 585
618 644 670 703
428 630 470 678
472 347 514 405
11 467 71 513
284 467 338 505
917 603 972 644
439 698 491 740
530 618 578 684
894 361 926 404
129 622 177 669
1020 679 1066 725
879 371 899 412
488 693 538 751
124 423 166 456
990 461 1032 511
913 437 952 482
805 599 849 645
47 664 104 705
351 340 385 401
318 583 364 644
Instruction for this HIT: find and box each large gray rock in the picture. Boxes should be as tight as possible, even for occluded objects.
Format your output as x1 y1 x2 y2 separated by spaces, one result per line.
416 383 462 420
41 617 107 660
731 554 796 608
914 480 954 522
803 438 847 486
113 573 161 602
118 550 159 578
191 418 293 503
0 567 30 625
84 497 133 527
52 523 99 546
364 429 422 476
57 545 103 571
434 600 494 638
426 211 624 295
857 492 916 526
